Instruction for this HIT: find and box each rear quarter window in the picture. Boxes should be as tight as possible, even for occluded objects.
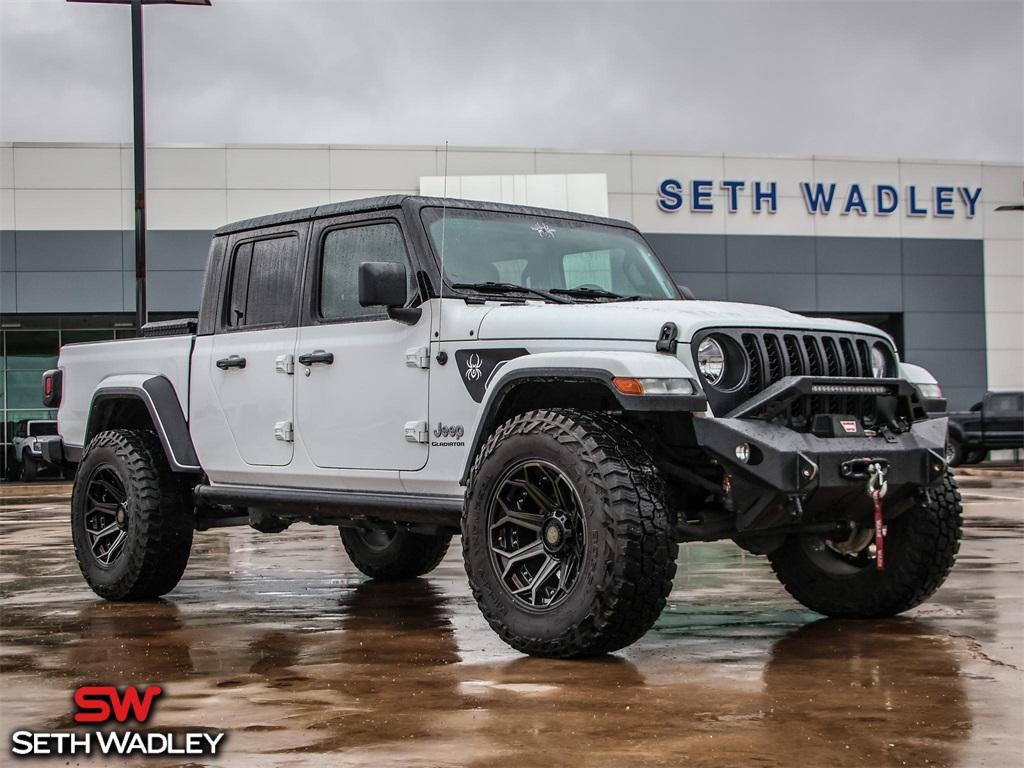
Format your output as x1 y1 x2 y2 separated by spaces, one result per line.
224 235 300 329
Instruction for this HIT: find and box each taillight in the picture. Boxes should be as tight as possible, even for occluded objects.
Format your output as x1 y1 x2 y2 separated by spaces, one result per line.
42 369 62 408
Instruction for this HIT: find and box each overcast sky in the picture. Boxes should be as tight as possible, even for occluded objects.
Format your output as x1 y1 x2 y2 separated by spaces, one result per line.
1 0 1021 162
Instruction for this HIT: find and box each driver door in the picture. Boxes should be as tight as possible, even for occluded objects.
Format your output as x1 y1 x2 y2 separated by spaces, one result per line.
294 216 430 472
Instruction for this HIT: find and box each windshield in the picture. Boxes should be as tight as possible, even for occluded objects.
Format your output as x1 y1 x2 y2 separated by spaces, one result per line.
421 208 678 301
28 422 57 437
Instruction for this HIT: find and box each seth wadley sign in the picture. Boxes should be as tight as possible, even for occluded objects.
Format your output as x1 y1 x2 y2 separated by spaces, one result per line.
656 179 982 218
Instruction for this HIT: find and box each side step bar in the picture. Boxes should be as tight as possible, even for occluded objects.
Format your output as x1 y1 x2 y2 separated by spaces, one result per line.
193 484 464 530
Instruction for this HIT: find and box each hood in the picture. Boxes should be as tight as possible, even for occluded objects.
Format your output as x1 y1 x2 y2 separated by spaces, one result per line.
474 300 890 345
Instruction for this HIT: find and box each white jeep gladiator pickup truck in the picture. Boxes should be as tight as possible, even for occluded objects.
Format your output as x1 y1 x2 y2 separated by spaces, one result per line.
43 196 960 658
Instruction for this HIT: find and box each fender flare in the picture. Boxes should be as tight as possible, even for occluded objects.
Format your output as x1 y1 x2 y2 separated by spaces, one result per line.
945 419 967 444
459 351 705 484
87 375 201 473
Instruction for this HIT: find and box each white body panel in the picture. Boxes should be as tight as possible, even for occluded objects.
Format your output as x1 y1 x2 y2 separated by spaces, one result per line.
197 327 297 467
473 300 889 344
57 336 194 449
295 307 432 471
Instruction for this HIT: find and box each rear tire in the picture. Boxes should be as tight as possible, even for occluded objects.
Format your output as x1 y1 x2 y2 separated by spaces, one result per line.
339 526 452 580
71 430 193 600
767 471 962 618
463 409 677 659
963 449 987 465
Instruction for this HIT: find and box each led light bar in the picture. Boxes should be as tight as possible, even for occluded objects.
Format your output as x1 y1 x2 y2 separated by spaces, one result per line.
810 384 891 395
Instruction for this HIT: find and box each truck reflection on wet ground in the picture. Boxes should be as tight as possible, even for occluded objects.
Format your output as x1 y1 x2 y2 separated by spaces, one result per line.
0 476 1020 766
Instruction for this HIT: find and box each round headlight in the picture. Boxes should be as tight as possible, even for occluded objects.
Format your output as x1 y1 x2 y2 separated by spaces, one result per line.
698 337 726 385
870 345 888 378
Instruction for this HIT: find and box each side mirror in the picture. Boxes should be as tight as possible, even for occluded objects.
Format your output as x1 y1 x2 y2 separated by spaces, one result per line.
358 262 421 325
677 284 696 300
359 261 407 307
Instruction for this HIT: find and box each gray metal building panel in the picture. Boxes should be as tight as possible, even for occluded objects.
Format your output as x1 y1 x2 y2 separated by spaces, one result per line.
816 237 902 275
15 231 122 272
902 239 984 275
940 386 986 410
0 272 15 313
906 349 989 387
146 271 206 312
17 271 124 312
904 312 986 350
903 275 985 312
669 271 728 301
726 235 815 274
1 231 15 272
726 272 817 311
816 273 904 312
121 230 213 272
646 233 726 273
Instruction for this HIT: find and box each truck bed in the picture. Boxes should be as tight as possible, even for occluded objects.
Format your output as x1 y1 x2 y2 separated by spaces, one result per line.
57 335 195 450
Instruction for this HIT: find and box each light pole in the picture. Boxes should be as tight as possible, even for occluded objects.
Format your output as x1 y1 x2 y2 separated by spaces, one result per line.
68 0 211 333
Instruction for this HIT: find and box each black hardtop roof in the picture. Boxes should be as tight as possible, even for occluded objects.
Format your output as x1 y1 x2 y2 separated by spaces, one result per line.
213 195 634 236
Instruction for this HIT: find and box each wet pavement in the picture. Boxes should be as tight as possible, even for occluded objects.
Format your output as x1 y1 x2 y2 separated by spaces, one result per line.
1 475 1021 767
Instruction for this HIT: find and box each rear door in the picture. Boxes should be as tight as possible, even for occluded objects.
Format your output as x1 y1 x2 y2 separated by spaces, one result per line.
193 225 306 468
985 392 1024 448
294 215 430 471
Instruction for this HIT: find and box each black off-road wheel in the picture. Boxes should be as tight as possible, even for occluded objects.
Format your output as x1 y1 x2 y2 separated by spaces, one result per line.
339 525 452 580
463 409 677 659
71 430 193 601
767 471 962 618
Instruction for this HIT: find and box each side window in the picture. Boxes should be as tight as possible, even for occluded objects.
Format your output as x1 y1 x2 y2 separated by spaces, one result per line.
225 235 298 329
320 222 414 322
989 394 1021 413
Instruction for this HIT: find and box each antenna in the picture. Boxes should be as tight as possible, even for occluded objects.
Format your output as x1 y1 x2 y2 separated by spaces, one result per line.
436 141 449 363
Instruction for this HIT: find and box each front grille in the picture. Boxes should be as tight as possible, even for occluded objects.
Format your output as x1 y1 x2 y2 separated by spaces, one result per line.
693 328 895 429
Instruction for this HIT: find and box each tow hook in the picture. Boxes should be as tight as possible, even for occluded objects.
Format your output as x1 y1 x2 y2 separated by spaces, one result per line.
840 457 890 480
866 462 889 571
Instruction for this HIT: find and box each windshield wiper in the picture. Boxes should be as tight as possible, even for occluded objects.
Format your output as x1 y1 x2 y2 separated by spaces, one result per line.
452 282 570 304
550 286 641 301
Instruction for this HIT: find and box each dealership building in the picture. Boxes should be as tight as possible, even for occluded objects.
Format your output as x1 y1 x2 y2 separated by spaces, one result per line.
1 142 1022 474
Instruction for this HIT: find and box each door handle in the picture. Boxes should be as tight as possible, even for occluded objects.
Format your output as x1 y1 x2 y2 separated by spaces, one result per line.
216 355 247 370
298 350 335 366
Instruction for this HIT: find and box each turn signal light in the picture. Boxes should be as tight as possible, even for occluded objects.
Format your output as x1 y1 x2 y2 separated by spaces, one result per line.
612 377 645 395
612 377 697 396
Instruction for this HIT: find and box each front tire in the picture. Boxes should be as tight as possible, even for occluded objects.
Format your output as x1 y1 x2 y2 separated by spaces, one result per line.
767 471 962 618
945 438 965 467
339 525 452 580
463 409 677 658
21 455 38 482
71 430 193 600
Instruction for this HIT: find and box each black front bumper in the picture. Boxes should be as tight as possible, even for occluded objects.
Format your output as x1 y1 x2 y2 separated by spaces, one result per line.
693 414 948 531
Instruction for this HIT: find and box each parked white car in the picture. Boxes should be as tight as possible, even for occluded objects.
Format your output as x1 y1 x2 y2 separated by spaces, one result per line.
10 419 63 481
